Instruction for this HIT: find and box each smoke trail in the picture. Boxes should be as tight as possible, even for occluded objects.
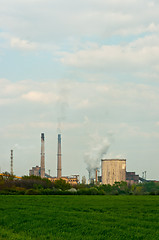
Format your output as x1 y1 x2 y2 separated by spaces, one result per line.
56 80 70 133
84 133 110 178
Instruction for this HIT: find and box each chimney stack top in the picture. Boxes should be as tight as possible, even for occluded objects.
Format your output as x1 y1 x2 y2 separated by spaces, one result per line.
41 133 44 140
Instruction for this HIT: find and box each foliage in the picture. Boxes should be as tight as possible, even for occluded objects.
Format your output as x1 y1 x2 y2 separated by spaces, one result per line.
15 175 53 189
53 178 71 190
25 189 40 195
1 175 159 196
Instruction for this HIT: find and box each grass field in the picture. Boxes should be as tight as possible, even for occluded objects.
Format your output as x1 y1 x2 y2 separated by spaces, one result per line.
0 195 159 240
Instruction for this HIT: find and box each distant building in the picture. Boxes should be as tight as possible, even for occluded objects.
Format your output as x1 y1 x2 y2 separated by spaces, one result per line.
82 176 86 184
29 166 41 177
29 166 79 185
102 159 126 185
49 176 79 185
98 176 102 183
126 172 139 185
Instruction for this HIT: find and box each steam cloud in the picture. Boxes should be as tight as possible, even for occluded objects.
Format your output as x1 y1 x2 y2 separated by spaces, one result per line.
84 133 110 178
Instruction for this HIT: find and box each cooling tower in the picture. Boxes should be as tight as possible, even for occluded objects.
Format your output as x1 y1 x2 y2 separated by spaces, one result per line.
40 133 45 178
102 159 126 185
57 134 62 179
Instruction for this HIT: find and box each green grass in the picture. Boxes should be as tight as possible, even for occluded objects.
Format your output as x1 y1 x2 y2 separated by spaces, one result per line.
0 195 159 240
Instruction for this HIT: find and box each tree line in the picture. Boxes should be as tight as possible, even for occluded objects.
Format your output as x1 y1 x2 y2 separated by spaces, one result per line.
0 173 159 195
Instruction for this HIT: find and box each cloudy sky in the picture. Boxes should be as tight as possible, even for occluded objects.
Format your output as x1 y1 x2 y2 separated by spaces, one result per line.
0 0 159 180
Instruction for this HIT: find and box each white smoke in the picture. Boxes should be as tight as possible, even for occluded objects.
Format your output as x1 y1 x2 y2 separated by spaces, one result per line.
56 80 70 133
13 143 34 150
84 133 110 178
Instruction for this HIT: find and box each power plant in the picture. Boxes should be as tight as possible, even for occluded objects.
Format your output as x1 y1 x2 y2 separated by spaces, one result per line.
1 132 150 186
29 133 79 185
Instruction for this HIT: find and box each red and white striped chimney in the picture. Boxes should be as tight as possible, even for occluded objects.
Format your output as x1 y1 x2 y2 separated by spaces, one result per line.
57 134 62 179
41 133 45 178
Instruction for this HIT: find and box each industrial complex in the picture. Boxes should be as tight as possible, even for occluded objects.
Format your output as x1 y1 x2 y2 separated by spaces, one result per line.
1 132 148 186
29 133 79 185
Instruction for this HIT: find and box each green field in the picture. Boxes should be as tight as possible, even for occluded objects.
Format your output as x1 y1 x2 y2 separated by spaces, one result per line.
0 195 159 240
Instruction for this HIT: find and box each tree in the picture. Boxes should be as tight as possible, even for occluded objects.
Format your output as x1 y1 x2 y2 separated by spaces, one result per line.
53 179 71 191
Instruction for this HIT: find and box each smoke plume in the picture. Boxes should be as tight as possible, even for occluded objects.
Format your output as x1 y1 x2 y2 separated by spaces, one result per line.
84 133 110 178
56 80 70 133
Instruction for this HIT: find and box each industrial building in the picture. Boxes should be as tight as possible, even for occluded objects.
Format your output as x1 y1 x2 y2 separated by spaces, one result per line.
29 166 41 176
87 168 99 184
101 159 126 185
4 132 154 186
49 175 79 185
126 172 139 185
29 133 45 178
29 133 79 185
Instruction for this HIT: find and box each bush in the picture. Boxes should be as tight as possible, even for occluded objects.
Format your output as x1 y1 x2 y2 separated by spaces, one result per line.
98 189 106 195
25 189 40 195
134 186 143 195
89 187 99 195
53 179 71 191
149 191 156 195
111 190 119 195
77 187 99 195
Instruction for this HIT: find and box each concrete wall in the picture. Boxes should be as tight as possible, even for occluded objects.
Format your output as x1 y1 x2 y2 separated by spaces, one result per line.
102 159 126 185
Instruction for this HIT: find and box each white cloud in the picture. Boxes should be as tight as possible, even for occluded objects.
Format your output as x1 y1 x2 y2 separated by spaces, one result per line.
10 37 37 50
0 0 159 46
0 79 159 114
118 122 159 139
60 35 159 75
22 91 59 104
0 79 59 105
76 99 90 109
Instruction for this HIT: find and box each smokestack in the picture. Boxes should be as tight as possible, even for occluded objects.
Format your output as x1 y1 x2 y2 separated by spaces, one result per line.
57 134 62 179
40 133 45 178
88 170 91 181
10 150 13 175
95 169 98 184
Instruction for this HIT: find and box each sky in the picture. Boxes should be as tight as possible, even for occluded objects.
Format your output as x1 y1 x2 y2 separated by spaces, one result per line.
0 0 159 181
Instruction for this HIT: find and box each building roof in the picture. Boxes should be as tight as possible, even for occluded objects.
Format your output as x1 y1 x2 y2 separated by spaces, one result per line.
101 159 126 161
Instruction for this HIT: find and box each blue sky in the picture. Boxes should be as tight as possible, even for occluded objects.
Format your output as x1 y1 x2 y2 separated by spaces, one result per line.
0 0 159 181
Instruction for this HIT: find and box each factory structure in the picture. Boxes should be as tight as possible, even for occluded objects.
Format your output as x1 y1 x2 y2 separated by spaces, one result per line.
29 133 141 185
101 159 126 185
6 132 143 186
89 159 140 186
29 133 79 185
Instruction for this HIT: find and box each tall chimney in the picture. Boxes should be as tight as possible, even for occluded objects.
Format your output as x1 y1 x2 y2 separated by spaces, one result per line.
57 134 62 179
41 133 45 178
95 169 98 184
10 150 13 175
